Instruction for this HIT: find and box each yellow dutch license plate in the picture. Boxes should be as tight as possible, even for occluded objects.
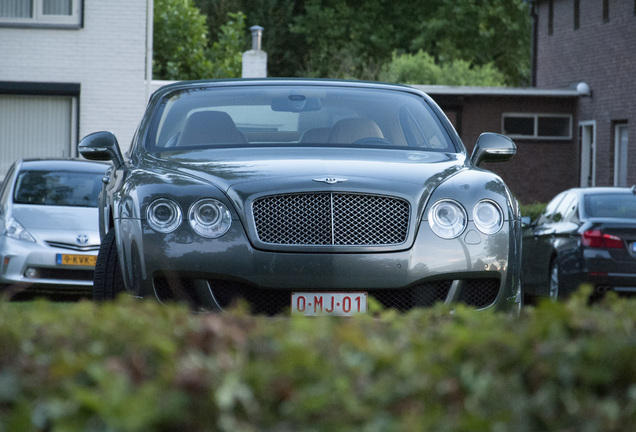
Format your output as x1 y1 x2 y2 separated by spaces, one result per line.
56 254 97 267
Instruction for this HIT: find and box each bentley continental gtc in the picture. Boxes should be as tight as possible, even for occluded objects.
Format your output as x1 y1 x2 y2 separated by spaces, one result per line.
79 79 521 315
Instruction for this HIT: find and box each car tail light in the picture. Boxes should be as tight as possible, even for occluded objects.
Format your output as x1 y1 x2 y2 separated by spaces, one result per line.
581 229 624 249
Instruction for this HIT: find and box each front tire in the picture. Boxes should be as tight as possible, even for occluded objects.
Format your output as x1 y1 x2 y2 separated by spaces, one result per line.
93 229 125 301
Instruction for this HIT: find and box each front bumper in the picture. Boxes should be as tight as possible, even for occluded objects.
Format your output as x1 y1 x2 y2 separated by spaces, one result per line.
119 217 520 313
0 237 96 292
560 248 636 297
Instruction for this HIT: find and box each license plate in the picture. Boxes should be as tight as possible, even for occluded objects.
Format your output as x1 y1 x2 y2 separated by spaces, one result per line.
291 292 367 316
56 254 97 266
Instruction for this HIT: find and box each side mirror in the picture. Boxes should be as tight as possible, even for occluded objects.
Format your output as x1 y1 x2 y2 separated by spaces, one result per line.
470 133 516 167
79 131 125 168
521 216 532 228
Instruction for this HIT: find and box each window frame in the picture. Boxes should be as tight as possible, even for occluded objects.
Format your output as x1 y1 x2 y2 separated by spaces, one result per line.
613 123 629 186
0 0 83 29
502 113 573 140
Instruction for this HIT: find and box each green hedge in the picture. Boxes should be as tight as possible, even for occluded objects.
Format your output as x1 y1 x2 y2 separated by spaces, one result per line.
519 202 547 222
1 291 636 431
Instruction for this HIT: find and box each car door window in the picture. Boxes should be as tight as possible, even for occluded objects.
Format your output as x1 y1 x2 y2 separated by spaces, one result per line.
536 192 566 225
554 192 577 223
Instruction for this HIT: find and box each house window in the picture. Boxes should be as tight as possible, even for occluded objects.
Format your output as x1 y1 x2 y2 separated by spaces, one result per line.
614 123 629 186
579 121 596 187
0 0 82 27
502 114 572 140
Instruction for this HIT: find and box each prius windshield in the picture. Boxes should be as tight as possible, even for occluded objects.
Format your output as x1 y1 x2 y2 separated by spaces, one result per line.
14 170 103 207
146 85 458 152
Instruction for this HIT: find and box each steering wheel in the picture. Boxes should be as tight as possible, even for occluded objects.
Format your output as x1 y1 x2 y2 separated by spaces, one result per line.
351 137 393 146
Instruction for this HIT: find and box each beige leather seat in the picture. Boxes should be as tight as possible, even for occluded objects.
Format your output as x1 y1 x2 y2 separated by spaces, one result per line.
299 127 331 143
328 118 384 144
177 111 247 146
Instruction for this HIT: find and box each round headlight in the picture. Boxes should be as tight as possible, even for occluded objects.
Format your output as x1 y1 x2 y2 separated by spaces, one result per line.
428 199 467 239
188 199 232 238
147 198 182 233
473 200 504 235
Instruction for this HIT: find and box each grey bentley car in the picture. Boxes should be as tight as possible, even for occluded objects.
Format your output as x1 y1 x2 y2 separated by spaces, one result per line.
79 79 521 315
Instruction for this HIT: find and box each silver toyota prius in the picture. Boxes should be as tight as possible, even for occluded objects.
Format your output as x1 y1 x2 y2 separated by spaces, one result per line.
79 79 522 315
0 159 109 295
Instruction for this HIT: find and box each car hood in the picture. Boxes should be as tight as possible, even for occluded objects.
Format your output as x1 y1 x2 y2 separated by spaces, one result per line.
12 206 97 230
151 147 467 202
10 205 100 246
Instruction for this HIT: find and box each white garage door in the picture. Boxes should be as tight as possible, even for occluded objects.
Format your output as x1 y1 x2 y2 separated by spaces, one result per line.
0 94 77 177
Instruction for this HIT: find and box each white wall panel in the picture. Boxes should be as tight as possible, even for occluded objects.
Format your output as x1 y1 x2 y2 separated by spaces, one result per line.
0 95 74 177
0 0 150 154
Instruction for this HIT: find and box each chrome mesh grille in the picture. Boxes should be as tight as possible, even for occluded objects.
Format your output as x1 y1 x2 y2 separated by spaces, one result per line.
252 193 410 246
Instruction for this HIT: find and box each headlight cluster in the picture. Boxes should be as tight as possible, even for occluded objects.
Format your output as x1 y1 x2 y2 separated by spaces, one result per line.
147 198 231 238
428 199 503 239
3 217 36 242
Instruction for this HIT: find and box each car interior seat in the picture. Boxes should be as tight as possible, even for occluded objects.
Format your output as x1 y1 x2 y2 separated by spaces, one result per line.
328 118 384 144
177 111 247 146
299 127 331 144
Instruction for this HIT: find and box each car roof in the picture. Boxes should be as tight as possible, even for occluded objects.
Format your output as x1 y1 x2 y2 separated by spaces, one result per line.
565 186 636 196
151 78 428 101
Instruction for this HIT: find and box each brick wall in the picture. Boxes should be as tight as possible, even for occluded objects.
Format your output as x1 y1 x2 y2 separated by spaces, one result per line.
0 0 150 153
461 95 578 204
535 0 636 187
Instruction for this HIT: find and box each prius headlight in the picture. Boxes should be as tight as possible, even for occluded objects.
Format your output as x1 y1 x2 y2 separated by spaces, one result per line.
4 217 36 242
428 199 467 239
188 199 232 238
473 200 504 235
147 198 182 233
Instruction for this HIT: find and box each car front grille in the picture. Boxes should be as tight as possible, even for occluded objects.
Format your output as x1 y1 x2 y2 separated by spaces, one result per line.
27 267 95 282
153 277 501 315
252 192 410 246
46 241 100 252
459 278 500 307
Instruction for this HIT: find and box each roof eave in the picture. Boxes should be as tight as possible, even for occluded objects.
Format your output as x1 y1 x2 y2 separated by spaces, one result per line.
411 84 580 98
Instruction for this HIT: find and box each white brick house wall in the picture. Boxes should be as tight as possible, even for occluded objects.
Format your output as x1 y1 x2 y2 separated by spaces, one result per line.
0 0 151 154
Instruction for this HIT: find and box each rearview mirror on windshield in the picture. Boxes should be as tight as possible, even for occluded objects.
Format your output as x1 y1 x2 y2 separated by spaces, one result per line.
271 95 322 112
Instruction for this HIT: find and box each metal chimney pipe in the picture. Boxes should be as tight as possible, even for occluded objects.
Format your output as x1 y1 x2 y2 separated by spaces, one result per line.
250 25 264 51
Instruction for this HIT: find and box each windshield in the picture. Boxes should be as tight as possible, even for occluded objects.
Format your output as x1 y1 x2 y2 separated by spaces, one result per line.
146 85 457 153
14 170 103 207
584 193 636 219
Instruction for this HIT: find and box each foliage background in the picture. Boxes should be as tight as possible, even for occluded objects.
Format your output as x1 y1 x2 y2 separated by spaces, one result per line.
154 0 532 85
1 292 636 431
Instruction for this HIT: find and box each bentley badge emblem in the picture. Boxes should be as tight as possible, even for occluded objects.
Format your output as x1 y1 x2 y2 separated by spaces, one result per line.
313 177 349 184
